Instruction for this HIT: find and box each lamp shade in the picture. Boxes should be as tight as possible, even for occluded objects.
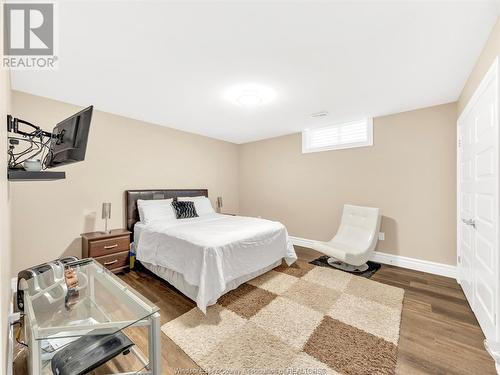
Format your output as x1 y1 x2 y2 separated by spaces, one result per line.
216 196 223 209
102 202 111 219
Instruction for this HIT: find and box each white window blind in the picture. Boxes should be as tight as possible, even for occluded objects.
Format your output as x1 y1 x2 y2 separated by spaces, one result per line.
302 118 373 153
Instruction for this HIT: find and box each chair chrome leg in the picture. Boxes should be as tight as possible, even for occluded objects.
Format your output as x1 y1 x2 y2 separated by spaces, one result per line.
327 258 369 273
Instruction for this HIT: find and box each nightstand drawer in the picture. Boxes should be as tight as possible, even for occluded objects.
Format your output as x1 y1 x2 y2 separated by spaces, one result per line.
89 235 130 257
95 250 129 271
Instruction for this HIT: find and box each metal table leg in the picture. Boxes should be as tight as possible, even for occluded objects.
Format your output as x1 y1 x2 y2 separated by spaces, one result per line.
148 312 161 374
30 331 41 375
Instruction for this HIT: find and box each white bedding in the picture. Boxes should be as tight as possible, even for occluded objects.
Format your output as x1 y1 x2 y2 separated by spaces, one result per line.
135 213 297 312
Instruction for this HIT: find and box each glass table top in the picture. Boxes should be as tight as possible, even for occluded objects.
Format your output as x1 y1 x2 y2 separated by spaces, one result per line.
23 259 159 341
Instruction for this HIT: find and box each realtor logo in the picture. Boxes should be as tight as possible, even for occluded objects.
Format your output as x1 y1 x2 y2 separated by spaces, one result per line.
3 3 57 69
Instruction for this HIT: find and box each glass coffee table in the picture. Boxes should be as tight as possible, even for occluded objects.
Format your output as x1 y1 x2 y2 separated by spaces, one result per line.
23 259 161 374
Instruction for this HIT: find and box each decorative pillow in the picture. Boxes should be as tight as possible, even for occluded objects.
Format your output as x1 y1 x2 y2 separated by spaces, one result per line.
172 200 198 219
178 196 215 216
137 198 176 224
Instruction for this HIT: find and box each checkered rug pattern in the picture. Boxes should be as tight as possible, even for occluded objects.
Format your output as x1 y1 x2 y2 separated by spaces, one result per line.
162 260 405 375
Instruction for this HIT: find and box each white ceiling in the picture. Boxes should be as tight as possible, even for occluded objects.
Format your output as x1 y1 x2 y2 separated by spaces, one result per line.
10 1 500 144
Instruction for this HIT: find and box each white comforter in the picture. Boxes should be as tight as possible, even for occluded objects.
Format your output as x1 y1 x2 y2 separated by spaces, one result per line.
136 214 297 312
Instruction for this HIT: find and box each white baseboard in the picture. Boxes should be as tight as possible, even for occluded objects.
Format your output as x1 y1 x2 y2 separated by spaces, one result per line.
289 236 316 248
370 251 456 279
289 236 456 279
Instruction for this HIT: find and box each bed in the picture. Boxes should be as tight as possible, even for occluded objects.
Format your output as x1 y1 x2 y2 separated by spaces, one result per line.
126 189 297 312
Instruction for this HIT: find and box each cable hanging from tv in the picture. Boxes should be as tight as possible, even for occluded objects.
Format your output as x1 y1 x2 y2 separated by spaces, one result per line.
6 106 93 173
7 115 59 170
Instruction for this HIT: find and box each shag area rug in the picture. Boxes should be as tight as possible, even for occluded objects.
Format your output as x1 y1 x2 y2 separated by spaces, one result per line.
162 260 405 375
310 256 382 278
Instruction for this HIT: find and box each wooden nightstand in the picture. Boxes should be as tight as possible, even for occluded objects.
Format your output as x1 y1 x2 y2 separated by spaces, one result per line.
81 229 131 273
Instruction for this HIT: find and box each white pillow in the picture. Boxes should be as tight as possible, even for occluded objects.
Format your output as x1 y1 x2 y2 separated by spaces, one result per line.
137 198 176 224
178 196 215 216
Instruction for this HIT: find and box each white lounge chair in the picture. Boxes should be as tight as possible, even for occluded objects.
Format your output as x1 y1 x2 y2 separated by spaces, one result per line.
311 204 381 272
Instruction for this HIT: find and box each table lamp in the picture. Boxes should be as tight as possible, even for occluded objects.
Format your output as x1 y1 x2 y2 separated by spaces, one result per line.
102 202 111 233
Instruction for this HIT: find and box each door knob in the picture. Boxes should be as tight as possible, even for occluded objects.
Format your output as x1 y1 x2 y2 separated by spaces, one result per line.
461 218 476 229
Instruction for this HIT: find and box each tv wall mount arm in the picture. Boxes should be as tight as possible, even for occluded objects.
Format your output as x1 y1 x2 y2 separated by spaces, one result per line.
6 115 64 170
7 115 60 140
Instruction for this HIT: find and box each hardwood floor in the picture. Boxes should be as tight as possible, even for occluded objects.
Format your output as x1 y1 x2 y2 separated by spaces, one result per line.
13 246 496 374
118 246 496 375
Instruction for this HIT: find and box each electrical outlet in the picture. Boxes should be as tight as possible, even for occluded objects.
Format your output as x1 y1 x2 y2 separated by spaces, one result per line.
378 232 385 241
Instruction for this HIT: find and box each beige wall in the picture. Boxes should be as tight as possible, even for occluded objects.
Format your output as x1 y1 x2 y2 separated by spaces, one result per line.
0 2 12 372
0 77 10 375
10 91 239 274
239 103 457 265
458 16 500 115
9 94 458 272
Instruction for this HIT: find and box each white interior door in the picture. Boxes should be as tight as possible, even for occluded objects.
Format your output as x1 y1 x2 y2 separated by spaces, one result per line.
458 57 499 341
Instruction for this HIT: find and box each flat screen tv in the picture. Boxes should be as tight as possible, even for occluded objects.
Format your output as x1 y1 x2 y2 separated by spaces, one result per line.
46 106 93 168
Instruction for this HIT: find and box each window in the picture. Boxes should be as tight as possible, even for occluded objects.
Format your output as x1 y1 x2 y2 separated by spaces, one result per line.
302 118 373 153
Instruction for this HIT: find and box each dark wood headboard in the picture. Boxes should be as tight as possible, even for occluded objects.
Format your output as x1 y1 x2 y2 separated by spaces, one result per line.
125 189 208 234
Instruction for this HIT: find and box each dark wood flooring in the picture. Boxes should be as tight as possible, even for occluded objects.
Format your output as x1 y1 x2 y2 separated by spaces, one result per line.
13 246 496 374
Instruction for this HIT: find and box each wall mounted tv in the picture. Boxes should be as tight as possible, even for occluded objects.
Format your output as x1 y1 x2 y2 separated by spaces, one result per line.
46 106 93 168
7 105 93 181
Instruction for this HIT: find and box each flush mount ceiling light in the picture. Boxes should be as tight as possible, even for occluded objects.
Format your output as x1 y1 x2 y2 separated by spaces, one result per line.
224 83 276 107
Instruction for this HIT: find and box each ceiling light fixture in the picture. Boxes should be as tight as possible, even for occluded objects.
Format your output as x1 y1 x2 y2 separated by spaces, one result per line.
224 83 276 107
237 91 263 107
